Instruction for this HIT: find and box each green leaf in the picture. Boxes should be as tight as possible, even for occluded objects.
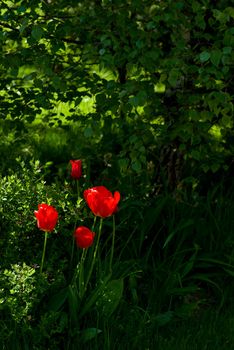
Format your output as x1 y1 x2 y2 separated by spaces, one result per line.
169 286 199 296
191 150 201 161
211 163 220 173
154 82 166 93
19 19 28 34
129 91 147 107
227 7 234 19
84 126 93 138
195 14 206 30
48 287 68 311
210 50 222 67
118 158 129 172
68 284 80 326
168 69 179 87
96 279 124 318
79 328 102 343
155 311 174 326
131 160 142 172
163 219 194 248
199 51 210 63
31 25 44 40
221 115 233 128
78 276 111 319
223 47 232 54
99 48 106 55
223 269 234 277
213 9 229 23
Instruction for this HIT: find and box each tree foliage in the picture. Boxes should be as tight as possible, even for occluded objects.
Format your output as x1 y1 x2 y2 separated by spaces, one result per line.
0 0 233 190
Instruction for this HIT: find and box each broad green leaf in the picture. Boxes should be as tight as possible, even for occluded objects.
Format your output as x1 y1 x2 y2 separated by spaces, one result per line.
118 158 129 172
154 82 166 93
84 126 93 138
221 115 233 128
163 219 194 248
19 19 28 34
48 287 68 311
181 261 195 278
211 163 220 173
99 48 106 55
168 69 179 87
131 160 142 172
223 47 232 54
31 25 44 40
191 150 201 161
210 50 222 67
79 328 102 343
199 51 210 62
223 269 234 277
129 91 147 107
227 7 234 18
195 14 206 29
213 9 229 23
155 311 174 326
78 276 110 319
169 286 199 296
68 284 80 326
96 279 124 318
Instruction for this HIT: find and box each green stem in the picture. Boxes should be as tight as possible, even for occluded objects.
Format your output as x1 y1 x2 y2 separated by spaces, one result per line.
70 235 75 267
70 180 81 268
40 231 48 273
78 248 88 298
109 215 116 275
87 216 97 260
92 216 97 232
76 180 80 202
83 217 103 296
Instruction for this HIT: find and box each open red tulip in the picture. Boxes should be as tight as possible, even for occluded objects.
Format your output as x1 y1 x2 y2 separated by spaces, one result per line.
84 186 120 218
70 159 82 180
74 226 95 248
34 203 58 232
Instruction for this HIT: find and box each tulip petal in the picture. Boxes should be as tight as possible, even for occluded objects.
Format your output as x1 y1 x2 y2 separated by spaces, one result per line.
84 186 120 218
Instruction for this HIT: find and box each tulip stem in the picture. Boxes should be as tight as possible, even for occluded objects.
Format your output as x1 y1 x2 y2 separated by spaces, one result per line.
109 215 115 275
92 216 97 232
40 231 48 273
70 235 75 267
70 181 81 268
83 218 103 296
78 248 87 298
76 181 80 201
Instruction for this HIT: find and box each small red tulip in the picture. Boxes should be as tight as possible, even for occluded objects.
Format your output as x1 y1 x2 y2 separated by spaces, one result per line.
34 203 58 232
74 226 95 248
84 186 120 218
70 160 82 180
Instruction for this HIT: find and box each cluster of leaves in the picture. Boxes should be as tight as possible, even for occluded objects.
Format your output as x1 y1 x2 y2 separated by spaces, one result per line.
0 0 233 192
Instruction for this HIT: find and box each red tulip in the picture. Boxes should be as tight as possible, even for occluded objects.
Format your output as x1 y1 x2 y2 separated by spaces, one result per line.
34 203 58 232
84 186 120 218
74 226 95 248
70 160 82 180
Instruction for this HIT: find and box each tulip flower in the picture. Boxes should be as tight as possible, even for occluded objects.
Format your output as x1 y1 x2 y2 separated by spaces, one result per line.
70 159 82 180
74 226 95 249
84 186 120 218
34 203 58 232
34 203 58 273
